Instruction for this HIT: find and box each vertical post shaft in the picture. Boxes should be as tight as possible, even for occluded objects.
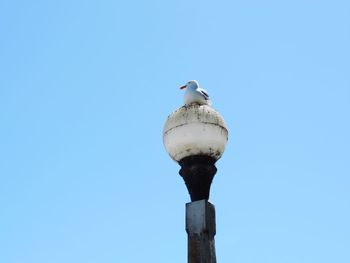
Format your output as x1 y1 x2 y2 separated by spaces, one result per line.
186 200 217 263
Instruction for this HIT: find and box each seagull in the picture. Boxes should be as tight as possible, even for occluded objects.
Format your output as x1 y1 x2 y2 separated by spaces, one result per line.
180 80 212 106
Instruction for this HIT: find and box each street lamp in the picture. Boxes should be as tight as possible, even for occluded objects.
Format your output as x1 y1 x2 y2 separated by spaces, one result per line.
163 102 228 263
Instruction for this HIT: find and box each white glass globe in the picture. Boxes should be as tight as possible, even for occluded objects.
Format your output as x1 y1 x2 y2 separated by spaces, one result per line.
163 104 228 162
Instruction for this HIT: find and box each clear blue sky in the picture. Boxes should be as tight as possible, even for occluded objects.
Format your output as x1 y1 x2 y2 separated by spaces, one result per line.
1 1 349 262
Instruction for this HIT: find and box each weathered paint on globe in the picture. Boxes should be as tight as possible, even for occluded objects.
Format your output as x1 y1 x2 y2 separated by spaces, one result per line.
163 104 228 162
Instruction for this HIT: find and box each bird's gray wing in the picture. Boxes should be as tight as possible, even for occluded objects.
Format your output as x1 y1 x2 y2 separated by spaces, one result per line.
198 88 210 100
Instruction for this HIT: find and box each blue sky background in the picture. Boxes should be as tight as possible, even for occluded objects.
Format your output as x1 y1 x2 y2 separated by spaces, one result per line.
1 1 349 262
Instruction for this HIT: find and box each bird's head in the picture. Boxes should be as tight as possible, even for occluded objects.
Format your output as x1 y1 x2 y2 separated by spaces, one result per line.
180 80 199 91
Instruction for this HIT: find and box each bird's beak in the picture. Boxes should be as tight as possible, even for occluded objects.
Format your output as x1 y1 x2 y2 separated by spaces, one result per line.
180 85 186 90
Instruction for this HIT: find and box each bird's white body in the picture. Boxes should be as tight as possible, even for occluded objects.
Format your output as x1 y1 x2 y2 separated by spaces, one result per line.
181 80 212 106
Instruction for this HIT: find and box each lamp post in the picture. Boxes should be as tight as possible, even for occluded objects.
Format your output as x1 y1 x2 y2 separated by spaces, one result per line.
163 104 228 263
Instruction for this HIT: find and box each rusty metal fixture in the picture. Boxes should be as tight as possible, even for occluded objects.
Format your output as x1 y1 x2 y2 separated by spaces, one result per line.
179 155 217 202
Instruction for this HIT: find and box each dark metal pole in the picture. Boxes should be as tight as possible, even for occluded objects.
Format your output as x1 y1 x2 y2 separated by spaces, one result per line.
179 156 217 202
179 155 218 263
186 200 217 263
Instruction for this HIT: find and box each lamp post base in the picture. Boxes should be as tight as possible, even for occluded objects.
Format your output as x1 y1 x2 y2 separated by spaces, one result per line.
186 200 216 263
179 156 217 202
